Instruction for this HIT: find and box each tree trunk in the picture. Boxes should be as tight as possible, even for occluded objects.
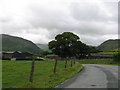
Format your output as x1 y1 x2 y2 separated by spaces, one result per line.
74 59 76 64
29 57 35 82
65 59 67 68
53 59 57 73
71 60 73 67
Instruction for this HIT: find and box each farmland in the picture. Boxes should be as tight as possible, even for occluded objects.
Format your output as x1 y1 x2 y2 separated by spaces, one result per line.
98 51 118 55
79 59 119 65
2 60 83 88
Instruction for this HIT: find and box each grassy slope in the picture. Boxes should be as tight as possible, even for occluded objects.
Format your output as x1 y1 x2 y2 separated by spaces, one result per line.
1 34 42 54
2 60 83 88
97 39 120 51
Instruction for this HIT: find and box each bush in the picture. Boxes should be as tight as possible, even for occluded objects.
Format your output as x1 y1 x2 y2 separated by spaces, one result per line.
113 53 120 62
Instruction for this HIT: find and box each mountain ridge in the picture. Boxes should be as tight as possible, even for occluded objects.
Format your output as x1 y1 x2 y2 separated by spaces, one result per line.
97 39 120 51
1 34 43 54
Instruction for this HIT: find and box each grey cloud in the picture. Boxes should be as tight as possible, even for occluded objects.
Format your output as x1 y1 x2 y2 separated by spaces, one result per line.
0 0 118 46
27 2 117 36
69 2 100 21
28 6 72 30
69 2 117 22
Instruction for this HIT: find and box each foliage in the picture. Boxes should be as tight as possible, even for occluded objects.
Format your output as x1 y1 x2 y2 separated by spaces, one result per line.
1 34 42 54
49 32 79 58
113 53 120 62
75 41 90 58
48 32 90 58
2 60 83 88
89 46 100 53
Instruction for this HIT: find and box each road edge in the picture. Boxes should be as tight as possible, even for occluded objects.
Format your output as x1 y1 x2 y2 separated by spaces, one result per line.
54 64 85 88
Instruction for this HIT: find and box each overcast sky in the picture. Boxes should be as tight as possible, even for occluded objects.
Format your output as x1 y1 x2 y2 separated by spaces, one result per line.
0 0 119 46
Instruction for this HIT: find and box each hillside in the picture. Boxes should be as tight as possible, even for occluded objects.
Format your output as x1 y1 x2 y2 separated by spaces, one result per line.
1 34 43 54
36 44 51 52
97 39 120 51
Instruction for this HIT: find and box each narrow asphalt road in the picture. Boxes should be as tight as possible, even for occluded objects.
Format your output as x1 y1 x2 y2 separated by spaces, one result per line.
55 64 119 88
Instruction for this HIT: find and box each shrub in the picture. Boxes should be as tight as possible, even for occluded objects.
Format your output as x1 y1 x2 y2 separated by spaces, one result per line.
113 52 120 62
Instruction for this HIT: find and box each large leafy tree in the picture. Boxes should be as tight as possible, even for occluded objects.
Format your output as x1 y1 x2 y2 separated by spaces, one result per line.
113 52 120 62
48 32 80 69
70 41 90 59
48 32 90 69
49 32 80 58
77 42 90 58
49 32 90 58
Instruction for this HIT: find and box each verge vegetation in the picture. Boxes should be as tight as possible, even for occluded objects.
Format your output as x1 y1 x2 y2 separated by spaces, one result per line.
98 52 118 55
79 59 119 65
113 53 120 63
2 60 83 88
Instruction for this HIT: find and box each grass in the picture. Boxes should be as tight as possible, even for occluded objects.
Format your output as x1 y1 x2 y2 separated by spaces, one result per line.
98 52 118 55
2 60 83 88
79 59 119 65
45 54 58 57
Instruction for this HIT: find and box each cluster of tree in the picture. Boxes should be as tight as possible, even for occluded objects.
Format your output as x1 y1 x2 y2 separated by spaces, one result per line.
48 32 90 72
48 32 90 59
89 46 100 53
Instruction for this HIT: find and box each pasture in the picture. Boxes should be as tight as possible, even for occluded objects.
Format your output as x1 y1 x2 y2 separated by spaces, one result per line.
98 52 118 55
2 60 83 88
79 59 119 65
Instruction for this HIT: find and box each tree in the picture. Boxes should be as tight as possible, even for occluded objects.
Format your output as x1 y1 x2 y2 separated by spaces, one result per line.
70 41 90 59
113 53 120 62
48 32 90 69
78 43 90 58
41 51 50 56
48 32 80 69
89 46 100 53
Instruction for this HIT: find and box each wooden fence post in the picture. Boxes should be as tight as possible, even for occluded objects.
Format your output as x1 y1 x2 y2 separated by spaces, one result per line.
71 60 73 67
29 56 35 82
74 59 76 64
53 59 57 73
65 59 67 68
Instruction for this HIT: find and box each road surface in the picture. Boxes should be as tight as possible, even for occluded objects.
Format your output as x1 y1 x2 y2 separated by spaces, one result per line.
56 64 119 88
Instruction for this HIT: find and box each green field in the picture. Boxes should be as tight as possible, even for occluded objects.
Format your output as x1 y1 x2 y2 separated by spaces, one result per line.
98 52 118 55
2 60 83 88
79 59 119 65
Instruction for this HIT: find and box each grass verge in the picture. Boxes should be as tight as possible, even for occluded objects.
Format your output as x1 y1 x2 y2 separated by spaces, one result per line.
98 52 118 55
2 60 83 88
79 59 119 65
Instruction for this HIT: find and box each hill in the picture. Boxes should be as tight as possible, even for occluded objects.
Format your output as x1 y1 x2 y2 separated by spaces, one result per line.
1 34 43 54
36 44 51 52
97 39 120 51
